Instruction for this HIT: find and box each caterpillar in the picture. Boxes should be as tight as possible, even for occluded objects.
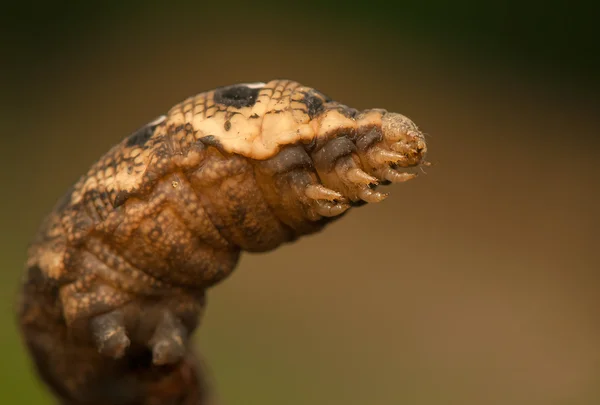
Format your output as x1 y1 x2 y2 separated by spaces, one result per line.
17 79 429 405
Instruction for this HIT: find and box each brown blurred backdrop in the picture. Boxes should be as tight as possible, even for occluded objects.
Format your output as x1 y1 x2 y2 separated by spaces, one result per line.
1 2 599 404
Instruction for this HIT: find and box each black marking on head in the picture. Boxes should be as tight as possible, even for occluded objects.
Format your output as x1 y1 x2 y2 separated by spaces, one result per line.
126 118 163 148
214 84 261 108
223 120 232 131
250 113 260 119
303 90 326 119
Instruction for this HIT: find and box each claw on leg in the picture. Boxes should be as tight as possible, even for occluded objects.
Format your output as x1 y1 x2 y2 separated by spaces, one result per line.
335 160 387 203
368 147 407 166
313 199 350 217
305 183 350 217
149 310 187 365
305 184 344 201
357 187 388 203
344 168 378 186
90 310 130 359
383 167 417 183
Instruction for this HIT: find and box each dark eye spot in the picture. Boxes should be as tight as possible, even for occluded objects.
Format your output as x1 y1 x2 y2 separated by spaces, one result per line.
303 91 326 119
126 116 165 147
214 84 261 108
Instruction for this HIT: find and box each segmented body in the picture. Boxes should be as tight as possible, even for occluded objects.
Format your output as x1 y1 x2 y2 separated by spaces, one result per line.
18 79 429 405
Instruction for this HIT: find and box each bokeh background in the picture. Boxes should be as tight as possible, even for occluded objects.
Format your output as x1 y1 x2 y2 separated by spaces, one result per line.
1 1 599 404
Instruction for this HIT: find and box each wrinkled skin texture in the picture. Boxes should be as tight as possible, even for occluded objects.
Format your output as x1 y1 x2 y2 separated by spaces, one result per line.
17 79 429 405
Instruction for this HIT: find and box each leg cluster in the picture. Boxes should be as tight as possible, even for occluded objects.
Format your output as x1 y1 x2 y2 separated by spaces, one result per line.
303 117 428 218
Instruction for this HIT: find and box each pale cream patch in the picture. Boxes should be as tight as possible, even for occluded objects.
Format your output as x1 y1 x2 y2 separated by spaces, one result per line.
92 148 153 198
241 82 266 89
70 189 83 205
177 81 313 159
356 109 384 128
167 80 390 160
111 153 151 192
313 110 357 138
148 115 167 126
38 249 65 280
168 110 185 128
381 112 420 143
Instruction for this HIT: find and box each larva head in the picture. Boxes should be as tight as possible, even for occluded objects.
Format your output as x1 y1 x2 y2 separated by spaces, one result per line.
381 112 428 167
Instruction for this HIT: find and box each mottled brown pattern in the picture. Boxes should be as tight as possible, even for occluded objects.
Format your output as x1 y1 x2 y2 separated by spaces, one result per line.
17 79 429 404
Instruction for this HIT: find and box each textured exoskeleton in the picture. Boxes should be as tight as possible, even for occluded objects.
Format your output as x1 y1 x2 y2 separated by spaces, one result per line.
17 79 429 405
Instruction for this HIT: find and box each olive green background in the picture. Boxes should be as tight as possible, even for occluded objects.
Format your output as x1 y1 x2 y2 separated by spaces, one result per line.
1 1 599 404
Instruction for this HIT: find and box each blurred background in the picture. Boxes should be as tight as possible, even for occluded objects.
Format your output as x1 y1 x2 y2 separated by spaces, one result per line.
1 1 599 404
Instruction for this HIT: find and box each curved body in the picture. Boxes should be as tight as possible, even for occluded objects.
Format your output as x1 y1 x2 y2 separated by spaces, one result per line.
17 79 428 404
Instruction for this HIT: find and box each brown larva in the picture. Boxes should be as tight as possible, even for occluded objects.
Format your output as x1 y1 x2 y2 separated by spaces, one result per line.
17 79 429 405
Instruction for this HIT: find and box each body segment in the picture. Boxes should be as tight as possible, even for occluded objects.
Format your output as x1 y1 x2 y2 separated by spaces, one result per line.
18 79 429 404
